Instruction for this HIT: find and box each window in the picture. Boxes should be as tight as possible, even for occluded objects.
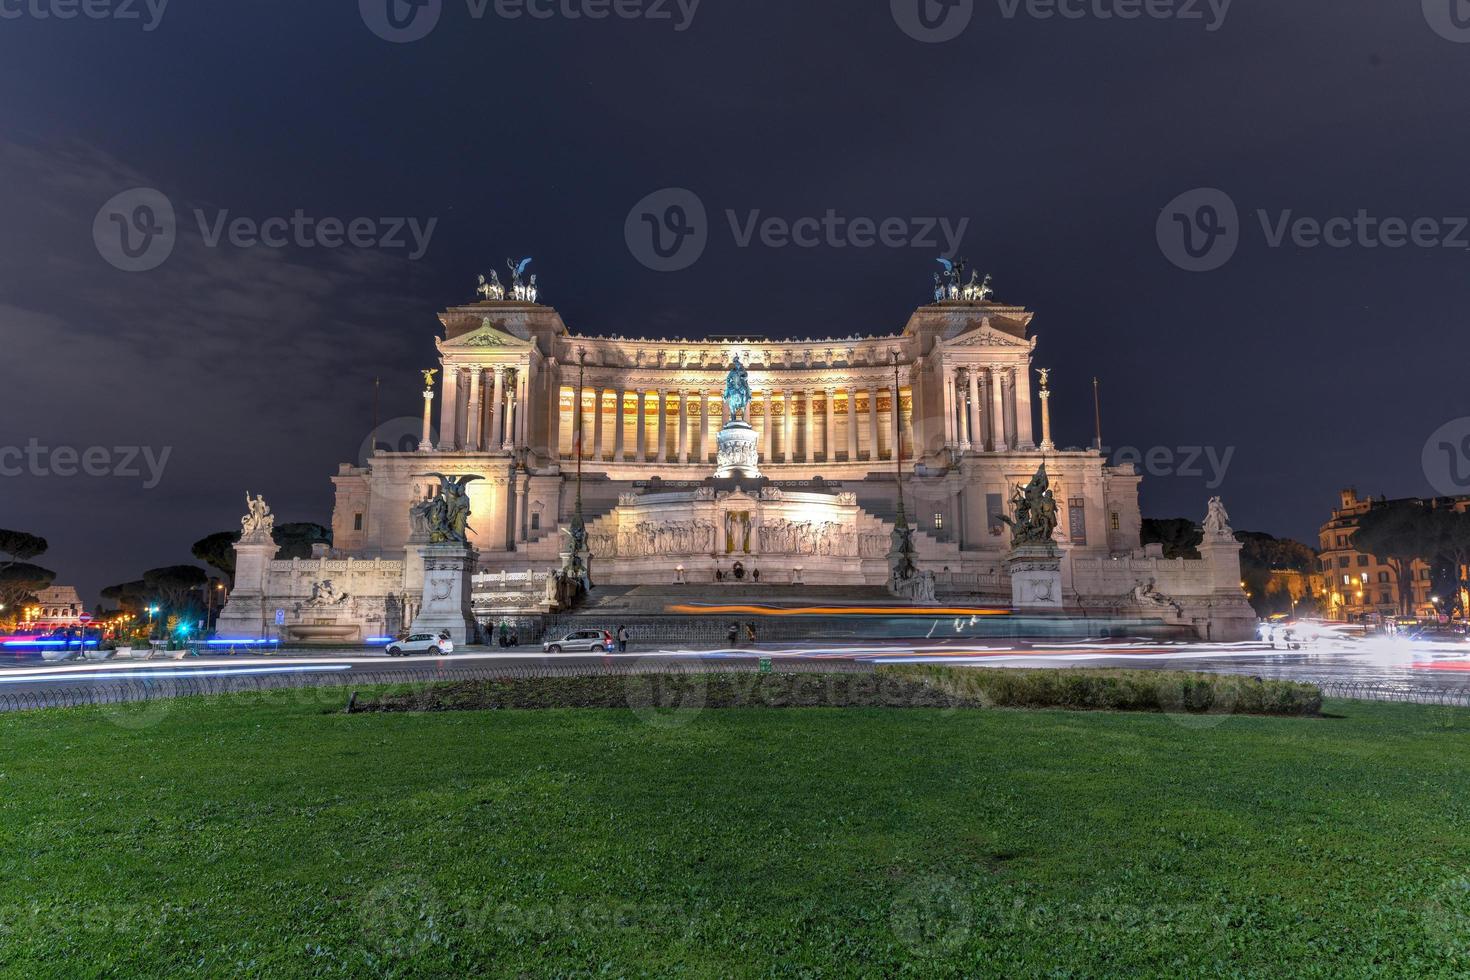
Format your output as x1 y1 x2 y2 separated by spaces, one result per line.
1338 557 1349 568
1336 534 1346 547
1356 555 1368 567
530 513 541 531
1343 575 1352 586
353 513 363 531
1110 512 1120 531
1378 572 1390 583
1381 592 1391 604
933 512 943 530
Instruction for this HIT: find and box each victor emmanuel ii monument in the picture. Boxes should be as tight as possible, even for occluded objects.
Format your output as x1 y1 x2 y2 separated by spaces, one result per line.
216 259 1255 642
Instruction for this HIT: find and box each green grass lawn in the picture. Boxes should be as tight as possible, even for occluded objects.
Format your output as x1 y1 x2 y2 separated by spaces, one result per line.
2 690 1469 977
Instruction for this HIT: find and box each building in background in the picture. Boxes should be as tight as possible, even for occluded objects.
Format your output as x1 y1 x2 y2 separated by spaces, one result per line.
21 586 87 628
1317 488 1470 622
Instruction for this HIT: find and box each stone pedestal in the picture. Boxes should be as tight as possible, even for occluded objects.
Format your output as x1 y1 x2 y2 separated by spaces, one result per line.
714 421 761 479
215 536 279 639
409 543 478 644
1006 544 1064 611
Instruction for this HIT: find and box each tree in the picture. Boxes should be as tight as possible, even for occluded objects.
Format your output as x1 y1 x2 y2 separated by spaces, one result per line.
0 563 57 618
191 531 240 583
141 565 208 618
1351 501 1438 617
272 522 331 560
99 579 149 616
1140 518 1202 559
0 529 47 574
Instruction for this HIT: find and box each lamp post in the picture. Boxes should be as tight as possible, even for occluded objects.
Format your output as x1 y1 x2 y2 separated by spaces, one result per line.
891 350 908 536
573 347 587 536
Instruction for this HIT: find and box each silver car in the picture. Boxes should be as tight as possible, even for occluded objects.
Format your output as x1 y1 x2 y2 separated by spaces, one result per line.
543 629 613 654
385 633 445 657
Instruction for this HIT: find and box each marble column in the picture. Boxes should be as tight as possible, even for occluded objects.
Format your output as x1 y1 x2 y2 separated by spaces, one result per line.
439 368 459 451
1015 366 1035 449
942 368 957 449
967 368 982 453
489 367 505 452
613 388 626 462
889 376 902 461
547 366 561 458
1039 385 1055 451
991 368 1009 452
682 390 693 464
655 389 668 462
867 386 880 461
846 387 859 461
763 393 775 461
515 364 530 449
802 390 815 463
418 385 434 452
824 388 836 462
465 369 483 451
695 392 708 464
503 370 517 451
592 386 605 460
635 390 647 461
782 389 795 463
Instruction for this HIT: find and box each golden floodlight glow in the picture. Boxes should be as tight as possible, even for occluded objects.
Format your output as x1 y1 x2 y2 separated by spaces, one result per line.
665 604 1011 617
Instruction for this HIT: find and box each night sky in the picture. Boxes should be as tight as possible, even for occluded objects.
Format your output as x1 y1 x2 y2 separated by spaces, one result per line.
3 0 1466 603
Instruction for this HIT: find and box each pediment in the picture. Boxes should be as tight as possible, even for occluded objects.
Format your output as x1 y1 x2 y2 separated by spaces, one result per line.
436 317 536 352
940 318 1034 349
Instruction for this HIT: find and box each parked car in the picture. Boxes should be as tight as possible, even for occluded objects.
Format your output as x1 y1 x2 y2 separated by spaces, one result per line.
542 629 614 654
385 633 447 657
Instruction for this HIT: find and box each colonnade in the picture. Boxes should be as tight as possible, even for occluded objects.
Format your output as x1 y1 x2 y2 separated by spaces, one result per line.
557 384 914 465
436 364 528 452
940 364 1033 453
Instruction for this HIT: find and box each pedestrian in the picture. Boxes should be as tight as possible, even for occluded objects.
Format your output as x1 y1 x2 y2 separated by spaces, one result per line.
498 620 509 648
509 628 519 647
617 624 629 652
727 622 739 647
745 621 756 645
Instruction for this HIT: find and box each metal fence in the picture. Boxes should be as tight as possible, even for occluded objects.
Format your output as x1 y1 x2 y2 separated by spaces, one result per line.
0 660 874 714
0 665 1468 714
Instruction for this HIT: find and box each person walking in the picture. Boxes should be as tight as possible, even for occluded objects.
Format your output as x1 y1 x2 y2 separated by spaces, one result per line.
617 624 629 653
745 621 757 646
727 622 739 647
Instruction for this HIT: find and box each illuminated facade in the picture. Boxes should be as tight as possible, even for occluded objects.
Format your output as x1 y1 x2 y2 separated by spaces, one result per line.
219 272 1257 641
330 285 1147 586
1318 487 1467 621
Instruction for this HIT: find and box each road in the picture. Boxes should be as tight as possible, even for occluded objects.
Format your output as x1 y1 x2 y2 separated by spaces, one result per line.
4 626 1470 703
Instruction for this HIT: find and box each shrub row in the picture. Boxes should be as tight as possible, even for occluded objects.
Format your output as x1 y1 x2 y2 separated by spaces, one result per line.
878 665 1323 717
350 672 962 713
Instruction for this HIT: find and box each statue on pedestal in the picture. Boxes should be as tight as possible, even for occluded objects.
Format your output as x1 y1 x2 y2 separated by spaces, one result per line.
507 257 532 301
241 492 274 541
723 355 751 423
413 473 482 545
998 464 1059 549
1203 496 1233 538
